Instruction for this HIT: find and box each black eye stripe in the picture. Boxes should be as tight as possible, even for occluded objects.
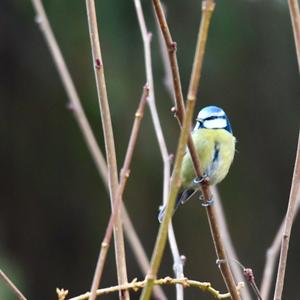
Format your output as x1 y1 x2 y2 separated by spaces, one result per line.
203 115 226 121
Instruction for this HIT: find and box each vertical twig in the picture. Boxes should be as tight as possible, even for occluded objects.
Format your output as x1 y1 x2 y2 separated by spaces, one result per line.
140 95 197 300
121 210 167 300
30 2 165 299
133 1 185 299
84 1 129 299
260 189 300 300
156 10 250 297
273 131 300 300
88 86 149 300
152 0 240 299
167 223 185 300
133 0 170 205
0 269 27 300
155 3 175 100
288 0 300 72
186 3 239 298
212 187 252 300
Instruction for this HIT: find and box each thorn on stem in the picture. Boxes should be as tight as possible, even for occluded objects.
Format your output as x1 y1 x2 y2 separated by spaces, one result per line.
243 268 254 284
144 82 150 93
125 170 131 178
95 58 102 69
180 255 187 266
168 41 177 52
120 289 127 298
171 106 177 117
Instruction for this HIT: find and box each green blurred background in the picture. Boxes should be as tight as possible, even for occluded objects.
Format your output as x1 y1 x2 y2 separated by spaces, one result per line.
1 0 300 299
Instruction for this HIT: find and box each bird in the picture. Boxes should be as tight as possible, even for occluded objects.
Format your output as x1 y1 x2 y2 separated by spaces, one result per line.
158 105 236 223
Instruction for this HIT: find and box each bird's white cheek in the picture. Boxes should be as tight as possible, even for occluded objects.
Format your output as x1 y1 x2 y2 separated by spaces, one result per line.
203 118 227 129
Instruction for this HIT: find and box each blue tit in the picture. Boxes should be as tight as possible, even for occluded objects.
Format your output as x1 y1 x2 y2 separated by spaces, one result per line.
158 105 236 222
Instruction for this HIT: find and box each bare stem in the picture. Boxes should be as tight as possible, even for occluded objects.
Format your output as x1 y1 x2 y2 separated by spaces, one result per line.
84 1 129 299
65 277 244 300
288 0 300 72
133 0 170 205
211 188 252 300
140 97 196 300
273 131 300 300
0 269 27 300
88 86 149 300
260 189 300 300
31 0 107 184
156 8 250 298
134 1 185 299
152 0 239 299
121 209 167 300
30 2 164 299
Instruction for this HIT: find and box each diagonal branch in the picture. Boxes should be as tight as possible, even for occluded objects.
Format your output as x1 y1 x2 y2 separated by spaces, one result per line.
273 131 300 300
212 187 252 300
288 0 300 72
0 269 27 300
140 94 197 300
30 2 164 300
88 86 149 300
152 0 240 299
260 188 300 299
133 1 185 299
31 0 107 183
84 1 129 299
156 6 251 298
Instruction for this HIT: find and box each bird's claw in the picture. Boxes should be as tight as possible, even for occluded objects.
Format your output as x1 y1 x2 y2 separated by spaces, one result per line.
193 173 210 185
199 194 214 207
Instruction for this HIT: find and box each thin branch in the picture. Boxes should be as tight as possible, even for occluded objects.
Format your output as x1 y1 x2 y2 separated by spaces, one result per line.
260 189 300 299
273 131 300 300
84 1 129 299
152 0 185 122
63 277 244 300
133 0 170 205
31 0 107 184
260 220 284 300
186 3 239 297
133 1 185 299
288 0 300 72
120 210 167 300
87 86 148 300
0 269 27 300
152 0 240 299
212 187 252 300
30 2 164 299
140 94 197 299
156 5 251 298
155 4 175 100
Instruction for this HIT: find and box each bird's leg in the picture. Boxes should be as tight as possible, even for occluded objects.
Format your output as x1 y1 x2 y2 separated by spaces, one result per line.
193 174 214 206
199 193 214 207
193 173 210 186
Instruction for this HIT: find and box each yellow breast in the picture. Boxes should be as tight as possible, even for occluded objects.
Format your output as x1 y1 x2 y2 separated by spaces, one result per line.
180 128 236 188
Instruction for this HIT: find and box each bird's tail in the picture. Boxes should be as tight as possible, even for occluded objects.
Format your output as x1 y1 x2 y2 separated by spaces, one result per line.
158 189 196 223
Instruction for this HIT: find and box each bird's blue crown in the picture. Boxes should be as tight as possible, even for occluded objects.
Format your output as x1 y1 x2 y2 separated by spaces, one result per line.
194 105 233 134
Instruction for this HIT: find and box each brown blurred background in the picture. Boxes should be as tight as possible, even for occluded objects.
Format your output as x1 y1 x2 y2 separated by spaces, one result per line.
1 0 300 299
